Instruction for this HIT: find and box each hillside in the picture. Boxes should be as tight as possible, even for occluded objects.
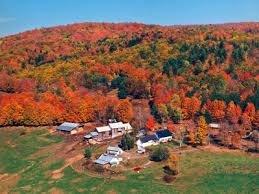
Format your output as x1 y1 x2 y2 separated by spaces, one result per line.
0 22 258 128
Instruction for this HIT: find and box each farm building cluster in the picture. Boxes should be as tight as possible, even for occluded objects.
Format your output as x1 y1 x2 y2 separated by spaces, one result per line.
56 120 176 167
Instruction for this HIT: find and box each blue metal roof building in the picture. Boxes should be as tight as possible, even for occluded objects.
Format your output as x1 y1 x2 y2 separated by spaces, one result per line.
57 122 81 132
140 134 159 143
156 129 173 139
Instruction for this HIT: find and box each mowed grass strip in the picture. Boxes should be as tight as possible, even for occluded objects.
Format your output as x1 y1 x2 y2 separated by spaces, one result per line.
0 128 61 173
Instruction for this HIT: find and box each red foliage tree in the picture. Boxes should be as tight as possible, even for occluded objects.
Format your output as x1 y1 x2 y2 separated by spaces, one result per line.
0 72 18 93
151 84 171 105
145 116 155 131
16 78 36 92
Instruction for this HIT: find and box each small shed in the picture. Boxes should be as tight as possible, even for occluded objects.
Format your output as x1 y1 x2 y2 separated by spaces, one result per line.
107 146 123 156
57 122 83 134
209 123 221 129
94 154 121 166
84 131 99 140
156 129 173 143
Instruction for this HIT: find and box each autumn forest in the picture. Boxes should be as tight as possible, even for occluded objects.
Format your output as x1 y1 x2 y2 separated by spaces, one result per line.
0 22 258 131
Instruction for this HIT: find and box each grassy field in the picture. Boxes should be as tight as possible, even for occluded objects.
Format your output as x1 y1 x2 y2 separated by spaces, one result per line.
0 128 258 194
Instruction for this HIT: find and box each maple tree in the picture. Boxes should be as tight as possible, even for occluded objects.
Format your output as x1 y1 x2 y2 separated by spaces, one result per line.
226 101 241 124
243 103 256 122
0 101 23 126
115 99 133 123
241 113 252 131
204 100 226 121
152 84 171 105
0 72 18 93
181 96 201 119
145 116 155 131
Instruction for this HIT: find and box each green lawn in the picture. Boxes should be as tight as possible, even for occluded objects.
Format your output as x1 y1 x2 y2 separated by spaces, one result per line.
0 128 258 194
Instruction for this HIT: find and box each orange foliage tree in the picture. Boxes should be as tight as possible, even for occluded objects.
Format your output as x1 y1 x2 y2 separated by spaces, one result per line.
241 113 252 130
115 99 133 122
204 100 226 121
181 97 201 119
226 101 241 124
243 103 256 122
0 101 24 125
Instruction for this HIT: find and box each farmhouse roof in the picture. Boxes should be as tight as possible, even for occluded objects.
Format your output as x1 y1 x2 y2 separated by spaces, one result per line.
108 122 124 129
57 122 80 132
140 134 158 143
96 126 111 132
156 129 172 139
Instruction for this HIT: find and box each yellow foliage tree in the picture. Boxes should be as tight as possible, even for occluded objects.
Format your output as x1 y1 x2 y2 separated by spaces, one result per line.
167 153 180 175
186 130 195 145
196 116 208 145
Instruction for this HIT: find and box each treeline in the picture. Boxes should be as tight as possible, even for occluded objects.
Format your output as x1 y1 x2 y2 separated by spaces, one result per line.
0 81 133 126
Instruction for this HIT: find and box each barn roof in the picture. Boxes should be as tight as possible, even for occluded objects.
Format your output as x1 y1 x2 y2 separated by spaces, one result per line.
94 154 119 165
108 122 124 129
96 126 111 132
57 122 80 132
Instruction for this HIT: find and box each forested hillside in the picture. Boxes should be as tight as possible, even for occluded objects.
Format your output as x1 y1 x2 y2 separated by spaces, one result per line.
0 22 258 129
